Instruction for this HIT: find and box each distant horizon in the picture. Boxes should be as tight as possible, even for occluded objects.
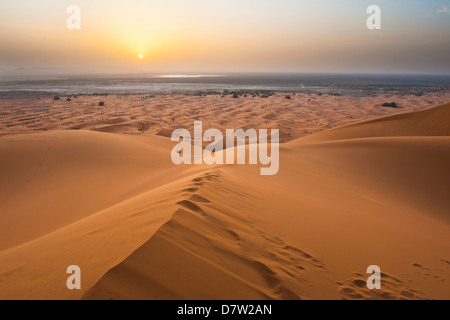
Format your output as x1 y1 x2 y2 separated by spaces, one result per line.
2 70 450 82
2 71 448 98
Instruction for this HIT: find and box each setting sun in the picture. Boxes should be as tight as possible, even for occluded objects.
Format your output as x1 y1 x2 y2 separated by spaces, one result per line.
139 54 143 59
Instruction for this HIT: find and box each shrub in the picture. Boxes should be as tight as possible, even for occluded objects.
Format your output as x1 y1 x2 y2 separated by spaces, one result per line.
382 102 397 108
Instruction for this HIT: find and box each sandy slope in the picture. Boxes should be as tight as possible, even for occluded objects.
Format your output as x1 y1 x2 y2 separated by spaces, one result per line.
0 130 178 250
84 103 450 300
1 103 449 300
0 130 222 299
300 101 450 143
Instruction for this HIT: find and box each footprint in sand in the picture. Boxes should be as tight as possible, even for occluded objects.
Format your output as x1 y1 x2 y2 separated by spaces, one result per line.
189 194 211 203
337 272 430 300
411 263 445 282
176 200 206 216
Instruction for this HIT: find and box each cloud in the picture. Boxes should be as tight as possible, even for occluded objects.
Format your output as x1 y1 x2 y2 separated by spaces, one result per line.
437 6 449 14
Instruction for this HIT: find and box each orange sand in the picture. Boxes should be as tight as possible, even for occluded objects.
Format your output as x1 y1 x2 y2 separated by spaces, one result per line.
0 95 449 300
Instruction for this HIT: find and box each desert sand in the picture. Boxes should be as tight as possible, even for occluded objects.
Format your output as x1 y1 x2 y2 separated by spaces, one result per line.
0 93 449 300
1 92 450 141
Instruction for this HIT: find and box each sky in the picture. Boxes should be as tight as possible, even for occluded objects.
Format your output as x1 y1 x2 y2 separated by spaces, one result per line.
0 0 449 76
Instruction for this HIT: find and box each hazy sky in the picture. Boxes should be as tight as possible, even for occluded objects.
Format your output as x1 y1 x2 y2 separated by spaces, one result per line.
0 0 449 75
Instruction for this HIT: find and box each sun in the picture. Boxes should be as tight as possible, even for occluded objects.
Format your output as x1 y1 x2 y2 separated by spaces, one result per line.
138 54 143 59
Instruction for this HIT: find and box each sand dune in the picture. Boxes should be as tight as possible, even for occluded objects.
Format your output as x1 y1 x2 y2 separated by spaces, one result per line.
1 102 449 300
300 102 450 143
83 170 330 300
83 138 450 300
0 130 177 250
0 131 224 299
84 103 450 300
